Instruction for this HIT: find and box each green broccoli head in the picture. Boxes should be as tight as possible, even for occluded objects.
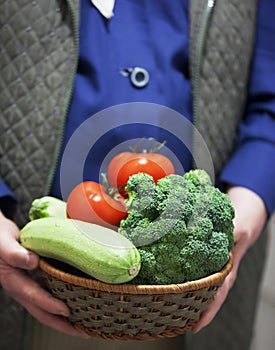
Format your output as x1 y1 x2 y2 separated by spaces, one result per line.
135 236 186 285
119 211 150 230
121 169 235 284
120 218 186 247
131 249 157 284
156 174 197 223
207 231 231 273
183 168 212 187
151 242 183 284
187 217 213 241
180 239 211 281
206 188 235 250
155 174 187 201
124 172 158 219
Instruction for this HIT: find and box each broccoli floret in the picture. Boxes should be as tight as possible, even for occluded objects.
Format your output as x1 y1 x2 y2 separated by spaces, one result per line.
124 172 158 220
158 219 188 248
187 217 213 241
155 174 187 204
133 221 188 284
119 211 151 230
120 169 235 284
151 243 183 284
180 239 211 281
207 231 230 273
156 175 198 223
183 169 212 187
120 218 186 247
207 188 235 250
131 249 157 284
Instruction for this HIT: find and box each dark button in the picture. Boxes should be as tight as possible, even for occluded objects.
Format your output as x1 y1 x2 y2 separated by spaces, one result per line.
130 67 150 88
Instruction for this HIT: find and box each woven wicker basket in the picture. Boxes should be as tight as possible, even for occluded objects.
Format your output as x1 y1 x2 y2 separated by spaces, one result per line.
39 253 233 341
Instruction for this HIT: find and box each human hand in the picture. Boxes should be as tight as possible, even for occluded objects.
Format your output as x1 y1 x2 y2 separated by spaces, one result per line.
192 186 268 333
0 211 89 338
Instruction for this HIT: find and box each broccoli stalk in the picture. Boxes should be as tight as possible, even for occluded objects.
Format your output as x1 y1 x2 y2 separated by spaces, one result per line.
119 170 235 285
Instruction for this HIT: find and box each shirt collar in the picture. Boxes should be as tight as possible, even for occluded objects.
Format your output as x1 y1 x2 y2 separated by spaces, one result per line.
90 0 115 19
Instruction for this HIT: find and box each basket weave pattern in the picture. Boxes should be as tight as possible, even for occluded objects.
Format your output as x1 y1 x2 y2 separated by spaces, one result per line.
40 254 233 340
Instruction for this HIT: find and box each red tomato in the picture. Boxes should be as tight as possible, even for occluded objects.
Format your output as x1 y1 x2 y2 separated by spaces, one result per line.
66 181 127 229
108 151 175 193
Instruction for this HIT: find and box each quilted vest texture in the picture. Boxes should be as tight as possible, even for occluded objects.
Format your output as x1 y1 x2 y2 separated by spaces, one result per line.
0 1 263 350
0 0 79 228
189 0 258 174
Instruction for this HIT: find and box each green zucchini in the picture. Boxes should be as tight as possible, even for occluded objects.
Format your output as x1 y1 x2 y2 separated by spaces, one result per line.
20 217 141 284
28 196 67 221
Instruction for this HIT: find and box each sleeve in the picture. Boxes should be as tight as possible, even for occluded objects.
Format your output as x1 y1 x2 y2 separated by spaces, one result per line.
220 0 275 215
0 179 17 219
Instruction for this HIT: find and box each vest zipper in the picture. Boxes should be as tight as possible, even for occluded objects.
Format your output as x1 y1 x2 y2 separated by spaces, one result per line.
192 0 216 140
44 0 79 196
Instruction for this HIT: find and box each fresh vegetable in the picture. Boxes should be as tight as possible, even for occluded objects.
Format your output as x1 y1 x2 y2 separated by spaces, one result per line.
121 172 158 221
28 196 67 220
20 217 141 284
107 138 175 194
119 169 235 284
66 181 127 229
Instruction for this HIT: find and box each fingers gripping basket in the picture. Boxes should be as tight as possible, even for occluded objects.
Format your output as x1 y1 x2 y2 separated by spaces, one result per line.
39 254 233 340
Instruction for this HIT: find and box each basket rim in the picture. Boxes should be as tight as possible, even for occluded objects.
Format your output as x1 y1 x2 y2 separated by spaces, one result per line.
39 252 233 295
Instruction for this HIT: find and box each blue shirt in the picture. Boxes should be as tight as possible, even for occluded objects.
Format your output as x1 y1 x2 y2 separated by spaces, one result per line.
51 0 193 199
1 0 275 216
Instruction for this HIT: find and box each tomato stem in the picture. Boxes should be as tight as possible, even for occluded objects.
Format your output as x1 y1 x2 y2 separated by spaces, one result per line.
100 173 126 200
101 172 109 189
129 137 167 153
129 138 144 153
